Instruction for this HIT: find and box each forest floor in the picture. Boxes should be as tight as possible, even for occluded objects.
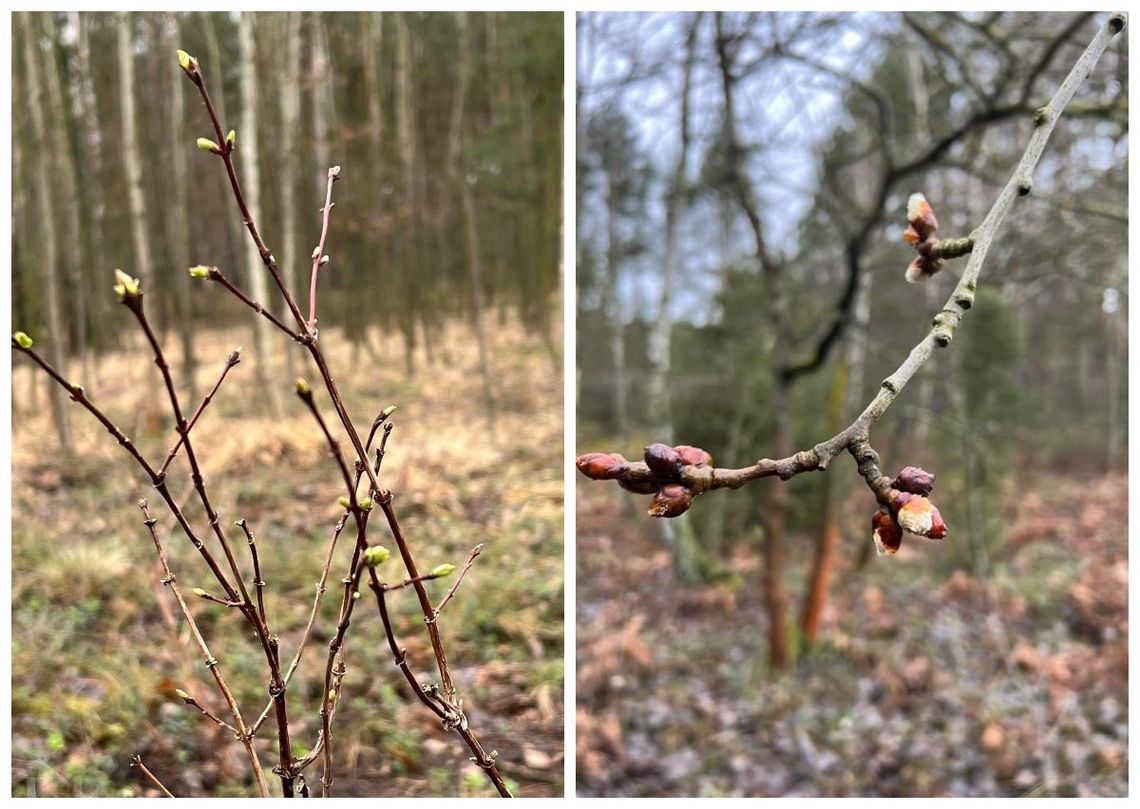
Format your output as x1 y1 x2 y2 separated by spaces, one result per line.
577 471 1127 797
11 318 563 797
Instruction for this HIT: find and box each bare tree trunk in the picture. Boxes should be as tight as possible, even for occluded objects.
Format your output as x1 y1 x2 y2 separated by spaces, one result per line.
202 12 245 280
239 13 283 416
21 12 71 452
279 12 302 380
38 13 89 387
453 12 498 439
800 360 846 644
165 12 198 400
395 13 418 375
118 12 154 292
361 11 386 351
68 12 109 376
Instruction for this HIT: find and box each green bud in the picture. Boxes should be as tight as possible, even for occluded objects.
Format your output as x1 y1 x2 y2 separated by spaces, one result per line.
352 591 360 600
226 129 236 147
328 689 337 702
176 49 197 73
381 405 398 419
358 496 373 512
296 378 311 396
188 265 212 280
113 269 140 300
337 496 350 509
431 563 456 578
175 689 190 701
192 587 207 598
13 331 33 349
197 137 220 153
363 545 390 567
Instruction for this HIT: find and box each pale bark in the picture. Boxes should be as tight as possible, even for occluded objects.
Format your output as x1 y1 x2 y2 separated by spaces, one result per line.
166 12 198 399
279 12 302 378
21 12 71 451
118 12 154 292
395 13 419 374
454 13 498 438
239 13 282 416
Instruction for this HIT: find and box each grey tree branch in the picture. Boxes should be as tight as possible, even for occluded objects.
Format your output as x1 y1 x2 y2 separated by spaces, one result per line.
581 13 1125 515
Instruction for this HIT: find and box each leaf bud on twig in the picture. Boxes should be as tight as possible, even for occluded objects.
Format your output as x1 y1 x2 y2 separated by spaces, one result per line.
904 193 938 244
226 129 236 147
381 404 398 419
871 507 903 555
648 484 693 518
295 378 311 397
431 563 457 578
188 265 213 280
175 689 191 701
337 496 350 509
893 466 935 496
113 269 141 301
363 545 390 567
576 452 629 480
196 137 221 153
358 496 373 512
644 443 683 481
13 331 33 349
176 49 198 75
192 587 208 598
674 445 713 467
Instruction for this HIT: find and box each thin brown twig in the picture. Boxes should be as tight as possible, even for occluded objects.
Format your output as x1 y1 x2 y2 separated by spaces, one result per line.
182 53 510 797
176 690 240 736
308 167 339 331
131 755 176 798
158 347 242 478
235 519 269 633
122 290 297 797
434 544 484 615
137 501 269 797
198 266 303 341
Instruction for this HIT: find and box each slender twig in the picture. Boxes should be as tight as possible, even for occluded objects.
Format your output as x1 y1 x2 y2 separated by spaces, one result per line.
308 167 339 331
583 13 1127 511
122 290 297 797
137 501 269 798
384 568 456 593
197 265 302 341
131 755 176 798
175 690 240 736
158 348 242 478
182 53 510 797
235 519 269 633
434 544 484 616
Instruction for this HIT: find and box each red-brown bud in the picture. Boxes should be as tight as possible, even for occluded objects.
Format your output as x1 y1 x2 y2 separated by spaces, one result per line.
648 484 692 518
575 452 629 481
872 508 903 555
905 254 944 283
925 504 948 539
618 477 660 496
674 445 713 467
894 492 935 536
644 443 682 481
905 193 938 243
894 466 935 496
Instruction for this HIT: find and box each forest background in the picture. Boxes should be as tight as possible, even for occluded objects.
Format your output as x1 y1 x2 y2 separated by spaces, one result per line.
11 10 563 797
577 10 1127 797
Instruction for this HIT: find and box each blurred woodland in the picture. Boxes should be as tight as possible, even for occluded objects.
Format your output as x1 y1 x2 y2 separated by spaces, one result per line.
11 11 563 797
12 10 562 447
577 11 1126 796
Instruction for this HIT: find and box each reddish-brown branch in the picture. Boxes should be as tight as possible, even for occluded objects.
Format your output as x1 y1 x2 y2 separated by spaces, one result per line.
131 755 176 798
158 347 241 478
434 543 484 615
308 167 339 331
199 266 303 341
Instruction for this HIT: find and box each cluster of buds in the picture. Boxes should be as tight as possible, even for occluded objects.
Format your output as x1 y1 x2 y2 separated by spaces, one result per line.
871 465 948 555
903 193 973 283
903 193 943 282
576 443 714 519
